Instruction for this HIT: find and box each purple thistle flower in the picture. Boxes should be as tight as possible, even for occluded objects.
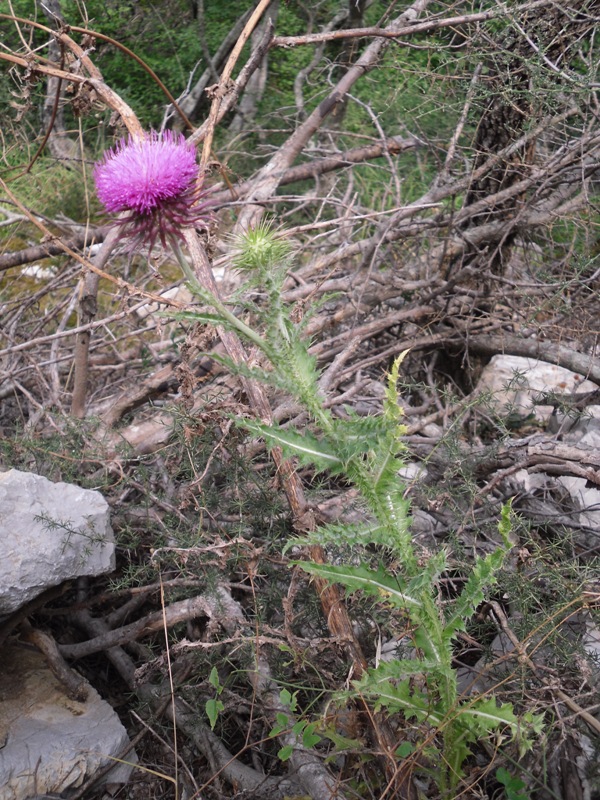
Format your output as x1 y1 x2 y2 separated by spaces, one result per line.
94 130 212 251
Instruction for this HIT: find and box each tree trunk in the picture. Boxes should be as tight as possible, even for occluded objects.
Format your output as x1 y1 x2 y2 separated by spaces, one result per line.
228 1 278 135
38 0 79 163
172 8 253 129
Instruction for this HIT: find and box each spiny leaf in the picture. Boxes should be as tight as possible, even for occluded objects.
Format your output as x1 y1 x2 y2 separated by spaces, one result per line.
454 696 536 739
354 677 433 721
498 498 515 546
443 502 513 639
167 309 227 326
354 657 443 683
296 561 421 609
283 517 413 554
243 421 343 472
443 549 508 640
384 350 410 425
230 219 293 273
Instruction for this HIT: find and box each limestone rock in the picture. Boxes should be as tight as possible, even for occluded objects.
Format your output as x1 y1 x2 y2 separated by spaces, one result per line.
0 470 115 616
0 646 134 800
476 355 597 421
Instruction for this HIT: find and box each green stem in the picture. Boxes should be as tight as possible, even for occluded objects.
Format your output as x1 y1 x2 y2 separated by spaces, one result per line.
173 243 270 354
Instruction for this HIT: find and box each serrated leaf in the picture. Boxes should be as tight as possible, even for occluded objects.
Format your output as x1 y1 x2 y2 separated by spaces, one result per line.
355 677 433 721
243 421 343 472
167 310 226 326
330 414 403 462
296 561 421 609
201 351 274 384
457 696 522 737
523 710 545 735
283 517 414 555
384 351 410 423
355 657 442 684
443 546 508 641
498 499 515 546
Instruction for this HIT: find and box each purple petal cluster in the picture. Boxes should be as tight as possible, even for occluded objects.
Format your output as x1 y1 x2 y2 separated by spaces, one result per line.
94 130 212 250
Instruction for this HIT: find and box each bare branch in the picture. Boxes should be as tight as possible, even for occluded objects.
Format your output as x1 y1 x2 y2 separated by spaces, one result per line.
270 0 558 47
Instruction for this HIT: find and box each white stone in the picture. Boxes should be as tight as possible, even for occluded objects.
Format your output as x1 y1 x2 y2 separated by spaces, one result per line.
0 470 115 616
557 475 600 551
476 355 597 420
135 284 193 319
20 265 57 281
0 646 135 800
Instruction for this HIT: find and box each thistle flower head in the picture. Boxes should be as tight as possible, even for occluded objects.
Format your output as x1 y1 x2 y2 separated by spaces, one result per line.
230 220 292 273
94 130 212 251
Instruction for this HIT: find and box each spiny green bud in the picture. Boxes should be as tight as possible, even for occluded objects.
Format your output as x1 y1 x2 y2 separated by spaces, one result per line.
230 220 293 273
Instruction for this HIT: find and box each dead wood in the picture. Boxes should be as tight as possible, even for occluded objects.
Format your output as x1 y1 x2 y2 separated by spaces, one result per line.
172 8 254 128
58 593 225 659
66 601 306 799
235 0 433 231
20 621 88 701
0 225 110 272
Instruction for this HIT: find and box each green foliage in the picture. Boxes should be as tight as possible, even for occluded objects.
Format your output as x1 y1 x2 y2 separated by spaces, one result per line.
496 767 530 800
174 223 545 796
268 688 322 762
3 156 94 223
64 0 211 128
205 666 224 730
1 0 256 131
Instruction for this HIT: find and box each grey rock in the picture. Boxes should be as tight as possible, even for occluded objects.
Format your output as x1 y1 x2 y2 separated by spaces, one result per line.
0 646 135 800
0 470 115 616
476 355 597 421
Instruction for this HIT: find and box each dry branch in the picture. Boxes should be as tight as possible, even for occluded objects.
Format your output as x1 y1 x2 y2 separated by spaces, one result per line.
2 3 600 796
468 335 600 387
0 226 109 272
67 600 305 799
235 0 433 230
270 0 559 47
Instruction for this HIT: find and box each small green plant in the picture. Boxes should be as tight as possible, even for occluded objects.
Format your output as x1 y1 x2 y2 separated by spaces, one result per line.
496 767 530 800
269 688 322 762
173 221 544 796
205 666 225 730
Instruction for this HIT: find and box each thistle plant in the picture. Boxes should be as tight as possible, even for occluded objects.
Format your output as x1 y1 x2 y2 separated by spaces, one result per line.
169 221 544 794
94 130 212 251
